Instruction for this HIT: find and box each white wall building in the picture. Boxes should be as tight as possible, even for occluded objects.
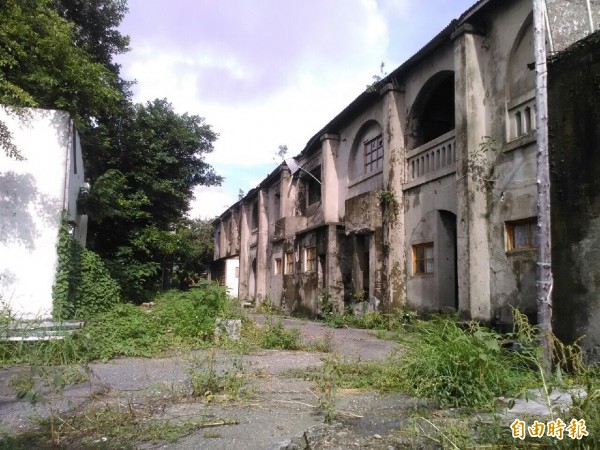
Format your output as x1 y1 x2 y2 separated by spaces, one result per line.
0 107 88 318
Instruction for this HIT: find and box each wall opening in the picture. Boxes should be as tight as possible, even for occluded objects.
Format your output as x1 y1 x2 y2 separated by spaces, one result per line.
407 71 456 150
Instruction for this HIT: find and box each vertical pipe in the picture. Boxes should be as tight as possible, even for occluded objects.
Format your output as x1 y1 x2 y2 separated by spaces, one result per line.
585 0 595 33
533 0 553 370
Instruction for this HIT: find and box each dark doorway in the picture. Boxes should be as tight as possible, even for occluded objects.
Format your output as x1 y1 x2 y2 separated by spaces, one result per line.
438 211 458 310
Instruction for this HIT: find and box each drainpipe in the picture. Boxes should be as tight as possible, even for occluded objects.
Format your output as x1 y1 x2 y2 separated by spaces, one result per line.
533 0 553 372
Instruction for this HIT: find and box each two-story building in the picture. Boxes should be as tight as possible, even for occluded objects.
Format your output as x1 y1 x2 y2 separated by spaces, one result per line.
212 0 600 357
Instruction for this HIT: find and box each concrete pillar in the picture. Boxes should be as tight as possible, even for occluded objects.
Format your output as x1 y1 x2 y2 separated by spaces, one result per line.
219 221 226 258
256 189 269 300
238 203 250 299
453 24 491 321
380 83 408 311
326 225 344 309
280 168 293 217
320 134 340 223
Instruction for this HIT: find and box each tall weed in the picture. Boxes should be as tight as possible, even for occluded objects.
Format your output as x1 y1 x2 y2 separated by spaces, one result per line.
397 317 539 409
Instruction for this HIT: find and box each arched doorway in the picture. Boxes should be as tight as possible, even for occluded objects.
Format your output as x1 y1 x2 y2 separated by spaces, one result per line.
407 71 456 150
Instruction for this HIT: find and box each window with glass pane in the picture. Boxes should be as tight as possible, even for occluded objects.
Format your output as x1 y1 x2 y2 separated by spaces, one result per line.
364 134 383 174
274 258 282 275
413 243 434 275
506 218 537 251
305 246 316 272
285 252 294 274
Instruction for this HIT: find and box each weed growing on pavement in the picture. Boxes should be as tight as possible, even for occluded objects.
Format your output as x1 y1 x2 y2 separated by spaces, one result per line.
304 330 334 353
315 355 341 423
260 317 302 350
188 348 247 401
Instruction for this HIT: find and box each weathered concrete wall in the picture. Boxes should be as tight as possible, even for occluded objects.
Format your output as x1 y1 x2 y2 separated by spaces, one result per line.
481 1 539 325
549 30 600 362
0 107 87 318
546 0 600 52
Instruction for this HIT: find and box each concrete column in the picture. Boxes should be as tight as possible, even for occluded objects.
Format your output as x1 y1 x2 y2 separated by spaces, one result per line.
453 24 491 321
320 134 340 223
280 168 293 217
380 83 408 311
326 225 344 309
238 203 250 299
256 189 269 300
219 221 226 258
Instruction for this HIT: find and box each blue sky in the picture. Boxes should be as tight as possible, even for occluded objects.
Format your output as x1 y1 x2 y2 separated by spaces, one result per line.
116 0 476 220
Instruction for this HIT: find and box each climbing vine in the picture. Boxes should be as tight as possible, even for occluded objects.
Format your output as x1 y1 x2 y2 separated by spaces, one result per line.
52 222 121 320
378 190 400 222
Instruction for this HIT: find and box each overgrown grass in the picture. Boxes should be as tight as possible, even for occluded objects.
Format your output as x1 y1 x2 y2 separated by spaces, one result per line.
1 283 234 365
0 399 237 448
397 317 540 409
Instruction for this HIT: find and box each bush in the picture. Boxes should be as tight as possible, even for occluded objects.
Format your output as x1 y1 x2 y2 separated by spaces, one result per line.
77 304 167 361
397 317 539 409
75 283 231 361
261 319 302 350
52 222 121 320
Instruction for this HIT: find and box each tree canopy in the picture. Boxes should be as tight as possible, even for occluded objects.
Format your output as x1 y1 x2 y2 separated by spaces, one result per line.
0 0 123 126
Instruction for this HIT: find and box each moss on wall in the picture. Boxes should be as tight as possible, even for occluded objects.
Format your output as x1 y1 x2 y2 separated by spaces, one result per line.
549 30 600 362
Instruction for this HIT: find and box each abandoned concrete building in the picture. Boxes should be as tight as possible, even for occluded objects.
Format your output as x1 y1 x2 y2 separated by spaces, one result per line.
212 0 600 359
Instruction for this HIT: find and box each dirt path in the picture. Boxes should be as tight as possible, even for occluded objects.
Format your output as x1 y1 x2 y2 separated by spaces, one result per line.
0 316 435 449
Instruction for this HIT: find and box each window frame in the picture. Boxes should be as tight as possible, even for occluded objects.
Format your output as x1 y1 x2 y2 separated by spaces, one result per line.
364 134 384 174
506 218 538 251
284 251 294 275
413 242 434 275
274 257 282 275
305 246 317 273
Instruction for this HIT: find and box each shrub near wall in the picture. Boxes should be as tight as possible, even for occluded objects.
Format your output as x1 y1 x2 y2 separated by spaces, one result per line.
52 223 121 320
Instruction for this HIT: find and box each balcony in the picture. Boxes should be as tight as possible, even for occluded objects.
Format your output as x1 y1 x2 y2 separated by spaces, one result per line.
272 216 308 241
404 130 456 190
506 93 537 151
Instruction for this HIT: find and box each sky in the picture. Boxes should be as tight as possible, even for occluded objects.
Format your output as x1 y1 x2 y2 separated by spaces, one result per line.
115 0 476 220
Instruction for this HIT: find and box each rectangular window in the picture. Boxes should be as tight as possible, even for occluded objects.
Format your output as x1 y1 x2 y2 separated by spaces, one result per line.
305 246 317 273
413 243 434 275
274 258 282 275
285 252 294 274
364 134 383 174
506 218 538 251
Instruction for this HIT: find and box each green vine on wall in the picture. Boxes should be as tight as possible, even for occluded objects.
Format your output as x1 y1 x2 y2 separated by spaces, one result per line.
465 136 502 189
52 221 121 320
378 190 400 222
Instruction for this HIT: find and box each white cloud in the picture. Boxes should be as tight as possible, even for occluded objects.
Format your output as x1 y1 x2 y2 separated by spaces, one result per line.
189 186 235 220
118 0 476 219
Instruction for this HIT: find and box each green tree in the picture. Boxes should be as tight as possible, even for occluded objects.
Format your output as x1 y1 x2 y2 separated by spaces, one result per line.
0 0 122 126
52 0 130 74
85 100 222 300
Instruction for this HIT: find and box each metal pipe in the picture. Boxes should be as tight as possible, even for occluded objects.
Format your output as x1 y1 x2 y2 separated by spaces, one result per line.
585 0 595 34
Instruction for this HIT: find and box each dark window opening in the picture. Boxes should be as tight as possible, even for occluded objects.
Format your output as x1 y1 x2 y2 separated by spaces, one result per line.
307 166 321 205
419 74 455 146
251 202 259 229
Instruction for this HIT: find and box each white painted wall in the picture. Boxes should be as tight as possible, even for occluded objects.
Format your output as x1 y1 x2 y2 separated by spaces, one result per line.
225 257 239 297
0 107 88 318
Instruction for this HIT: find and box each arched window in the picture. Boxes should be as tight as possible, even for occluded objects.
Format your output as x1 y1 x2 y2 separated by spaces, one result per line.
348 121 383 181
406 71 455 151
